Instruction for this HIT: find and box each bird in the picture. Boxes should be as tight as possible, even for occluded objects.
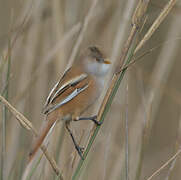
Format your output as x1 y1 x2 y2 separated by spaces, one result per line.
29 46 111 161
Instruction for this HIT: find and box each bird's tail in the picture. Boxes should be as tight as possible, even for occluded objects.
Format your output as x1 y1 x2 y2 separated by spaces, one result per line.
28 112 59 162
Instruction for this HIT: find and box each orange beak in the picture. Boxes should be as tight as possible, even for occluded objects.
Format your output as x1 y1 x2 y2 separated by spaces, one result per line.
104 59 111 64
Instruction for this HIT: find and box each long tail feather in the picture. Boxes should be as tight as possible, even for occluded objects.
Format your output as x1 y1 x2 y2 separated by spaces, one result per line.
28 113 58 162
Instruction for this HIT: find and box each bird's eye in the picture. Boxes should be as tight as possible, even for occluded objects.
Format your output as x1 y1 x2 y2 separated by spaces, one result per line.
96 57 104 63
95 58 100 62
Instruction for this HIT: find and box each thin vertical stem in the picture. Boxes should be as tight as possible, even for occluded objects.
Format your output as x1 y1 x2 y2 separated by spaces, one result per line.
72 29 138 180
125 81 129 180
1 41 11 180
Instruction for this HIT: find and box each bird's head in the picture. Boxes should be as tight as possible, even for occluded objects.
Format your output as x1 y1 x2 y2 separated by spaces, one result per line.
81 46 111 76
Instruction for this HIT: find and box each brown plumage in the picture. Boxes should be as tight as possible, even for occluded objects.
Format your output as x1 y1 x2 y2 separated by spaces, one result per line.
29 46 111 161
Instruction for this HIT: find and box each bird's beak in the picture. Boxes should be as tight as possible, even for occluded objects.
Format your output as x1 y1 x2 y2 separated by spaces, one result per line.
104 59 111 64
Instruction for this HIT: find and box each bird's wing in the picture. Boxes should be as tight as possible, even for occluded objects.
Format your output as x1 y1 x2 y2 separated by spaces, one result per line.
43 67 89 114
44 67 71 107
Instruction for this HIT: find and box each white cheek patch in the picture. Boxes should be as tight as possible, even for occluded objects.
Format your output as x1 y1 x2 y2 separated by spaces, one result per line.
86 60 110 76
99 63 110 75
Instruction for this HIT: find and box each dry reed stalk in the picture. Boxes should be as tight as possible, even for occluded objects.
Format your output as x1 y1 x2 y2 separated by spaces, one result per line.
146 148 181 180
164 151 178 180
72 1 150 179
125 80 129 180
72 0 178 178
134 3 178 180
0 1 179 179
111 0 137 62
133 70 148 180
103 1 136 178
1 4 34 177
0 95 63 179
130 1 178 179
119 37 181 74
1 44 11 180
134 0 177 53
142 14 180 141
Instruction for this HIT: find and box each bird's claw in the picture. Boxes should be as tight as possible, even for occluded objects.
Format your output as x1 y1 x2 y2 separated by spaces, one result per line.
90 116 102 126
76 145 84 160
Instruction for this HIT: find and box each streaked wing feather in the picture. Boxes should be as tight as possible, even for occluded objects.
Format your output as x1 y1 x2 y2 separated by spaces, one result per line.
44 84 88 114
44 68 71 107
44 81 59 107
49 73 87 104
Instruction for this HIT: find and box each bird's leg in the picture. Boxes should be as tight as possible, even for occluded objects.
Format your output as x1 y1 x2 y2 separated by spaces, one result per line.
74 115 102 126
65 121 84 160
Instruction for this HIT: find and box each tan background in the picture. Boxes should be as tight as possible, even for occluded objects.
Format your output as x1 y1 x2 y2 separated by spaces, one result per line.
0 0 181 180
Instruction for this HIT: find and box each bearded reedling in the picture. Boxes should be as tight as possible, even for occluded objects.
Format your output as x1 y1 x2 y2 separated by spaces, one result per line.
29 46 111 161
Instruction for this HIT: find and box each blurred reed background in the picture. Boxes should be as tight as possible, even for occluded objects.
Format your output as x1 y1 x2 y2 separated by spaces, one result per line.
0 0 181 180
